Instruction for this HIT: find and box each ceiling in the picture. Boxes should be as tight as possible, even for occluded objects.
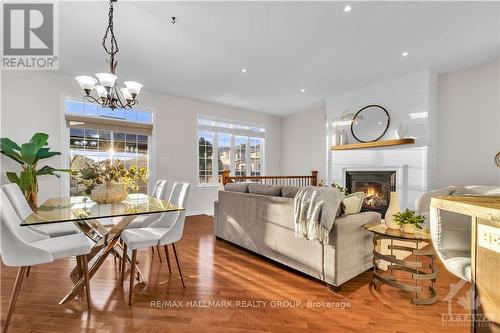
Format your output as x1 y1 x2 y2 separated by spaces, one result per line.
59 1 500 116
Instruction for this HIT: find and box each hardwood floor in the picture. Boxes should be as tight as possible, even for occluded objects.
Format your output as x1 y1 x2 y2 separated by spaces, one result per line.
1 215 469 333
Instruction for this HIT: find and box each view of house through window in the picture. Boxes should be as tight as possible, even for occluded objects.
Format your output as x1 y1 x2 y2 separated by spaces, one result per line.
198 117 264 184
65 99 152 196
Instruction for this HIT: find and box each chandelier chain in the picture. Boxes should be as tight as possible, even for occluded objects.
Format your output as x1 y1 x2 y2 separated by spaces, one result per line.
102 0 119 72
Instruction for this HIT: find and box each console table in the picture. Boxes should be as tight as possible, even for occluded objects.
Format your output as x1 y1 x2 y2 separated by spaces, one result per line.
364 222 438 305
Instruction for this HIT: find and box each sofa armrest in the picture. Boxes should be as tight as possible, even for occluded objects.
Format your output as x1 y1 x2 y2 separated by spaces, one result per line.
332 212 381 238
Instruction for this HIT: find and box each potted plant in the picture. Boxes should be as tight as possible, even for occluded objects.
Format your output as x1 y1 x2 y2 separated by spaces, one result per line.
393 209 425 233
0 133 67 210
71 157 148 204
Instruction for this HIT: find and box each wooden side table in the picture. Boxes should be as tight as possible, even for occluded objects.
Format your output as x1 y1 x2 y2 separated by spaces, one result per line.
364 222 439 305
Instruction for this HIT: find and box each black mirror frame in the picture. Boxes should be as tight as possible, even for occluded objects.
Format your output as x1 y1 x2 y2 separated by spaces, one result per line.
350 104 390 143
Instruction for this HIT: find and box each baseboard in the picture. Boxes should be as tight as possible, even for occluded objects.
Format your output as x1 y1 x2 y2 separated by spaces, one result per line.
187 210 214 217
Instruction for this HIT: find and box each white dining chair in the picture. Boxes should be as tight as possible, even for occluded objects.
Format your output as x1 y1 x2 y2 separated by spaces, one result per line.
2 183 80 238
120 182 190 305
0 190 94 332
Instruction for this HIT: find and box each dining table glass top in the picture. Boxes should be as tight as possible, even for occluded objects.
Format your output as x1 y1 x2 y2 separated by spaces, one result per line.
21 194 184 226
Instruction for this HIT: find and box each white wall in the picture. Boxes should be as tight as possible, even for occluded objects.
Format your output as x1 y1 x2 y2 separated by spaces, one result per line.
0 70 282 215
326 71 438 210
437 59 500 186
280 104 327 182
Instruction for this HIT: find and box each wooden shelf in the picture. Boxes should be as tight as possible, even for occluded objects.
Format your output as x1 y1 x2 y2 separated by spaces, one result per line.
331 138 415 151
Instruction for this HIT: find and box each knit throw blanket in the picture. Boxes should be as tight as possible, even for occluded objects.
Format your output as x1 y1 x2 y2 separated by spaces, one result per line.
294 187 345 243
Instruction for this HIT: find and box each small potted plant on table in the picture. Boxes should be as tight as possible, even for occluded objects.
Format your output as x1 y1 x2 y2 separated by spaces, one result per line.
393 209 425 234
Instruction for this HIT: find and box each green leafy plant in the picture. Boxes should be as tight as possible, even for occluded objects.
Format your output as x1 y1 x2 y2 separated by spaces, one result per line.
71 157 148 196
393 209 425 229
0 133 68 210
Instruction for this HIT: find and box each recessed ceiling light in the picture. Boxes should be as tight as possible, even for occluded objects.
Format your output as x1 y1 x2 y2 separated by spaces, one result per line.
241 68 247 73
344 5 352 12
401 51 409 57
300 88 306 93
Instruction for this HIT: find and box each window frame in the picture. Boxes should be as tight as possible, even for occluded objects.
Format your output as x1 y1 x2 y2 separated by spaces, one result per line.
197 116 265 185
61 96 155 196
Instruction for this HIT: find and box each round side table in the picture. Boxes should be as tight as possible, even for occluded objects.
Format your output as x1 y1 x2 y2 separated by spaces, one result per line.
364 222 438 305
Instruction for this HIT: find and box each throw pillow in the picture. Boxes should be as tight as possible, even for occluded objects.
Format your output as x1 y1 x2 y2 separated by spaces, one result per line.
281 185 300 198
342 192 365 215
224 183 249 193
248 183 282 196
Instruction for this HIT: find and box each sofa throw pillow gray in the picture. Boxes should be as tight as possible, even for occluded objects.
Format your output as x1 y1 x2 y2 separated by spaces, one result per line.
281 185 301 198
248 183 282 196
224 183 249 193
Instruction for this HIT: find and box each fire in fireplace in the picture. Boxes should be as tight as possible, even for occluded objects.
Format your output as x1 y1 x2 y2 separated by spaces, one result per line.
345 171 396 216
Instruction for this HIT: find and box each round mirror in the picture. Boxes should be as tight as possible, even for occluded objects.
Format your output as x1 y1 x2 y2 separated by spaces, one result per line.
351 105 390 143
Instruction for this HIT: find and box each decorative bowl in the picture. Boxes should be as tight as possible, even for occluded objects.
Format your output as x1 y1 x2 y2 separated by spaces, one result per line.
90 181 128 204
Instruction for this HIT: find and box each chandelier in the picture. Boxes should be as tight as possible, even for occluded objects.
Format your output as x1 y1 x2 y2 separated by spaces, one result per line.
75 0 142 110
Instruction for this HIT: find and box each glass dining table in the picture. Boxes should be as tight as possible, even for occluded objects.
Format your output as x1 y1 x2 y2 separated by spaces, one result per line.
20 193 184 305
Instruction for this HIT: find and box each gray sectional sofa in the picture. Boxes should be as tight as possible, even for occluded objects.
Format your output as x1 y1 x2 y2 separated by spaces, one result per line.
214 183 381 289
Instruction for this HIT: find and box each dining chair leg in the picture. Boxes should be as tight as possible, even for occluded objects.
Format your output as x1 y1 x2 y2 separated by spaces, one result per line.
163 245 172 274
151 246 155 256
156 245 163 262
121 243 127 286
172 243 185 288
26 266 31 277
129 249 137 305
80 255 92 310
4 266 27 333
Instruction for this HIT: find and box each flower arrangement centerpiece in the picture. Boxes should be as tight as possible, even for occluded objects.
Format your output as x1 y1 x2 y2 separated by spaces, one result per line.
331 182 349 195
71 157 148 204
393 209 425 234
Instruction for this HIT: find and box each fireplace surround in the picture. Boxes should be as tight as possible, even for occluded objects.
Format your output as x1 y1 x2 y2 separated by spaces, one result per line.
345 171 396 216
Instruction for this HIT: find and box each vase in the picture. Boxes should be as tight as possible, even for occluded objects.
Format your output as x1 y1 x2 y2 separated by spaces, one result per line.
25 188 38 211
384 191 401 229
332 128 341 146
402 224 417 234
339 130 347 145
395 125 404 139
90 181 128 204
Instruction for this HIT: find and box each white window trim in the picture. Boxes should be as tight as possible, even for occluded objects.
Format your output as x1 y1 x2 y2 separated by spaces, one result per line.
60 94 156 195
197 116 265 184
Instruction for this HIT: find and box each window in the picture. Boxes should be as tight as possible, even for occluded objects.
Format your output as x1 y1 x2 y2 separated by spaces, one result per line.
198 117 265 184
65 99 152 196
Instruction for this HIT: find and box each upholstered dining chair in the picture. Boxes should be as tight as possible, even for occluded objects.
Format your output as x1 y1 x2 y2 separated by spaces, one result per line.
120 182 191 305
0 190 94 333
416 185 500 282
124 180 168 261
2 183 80 238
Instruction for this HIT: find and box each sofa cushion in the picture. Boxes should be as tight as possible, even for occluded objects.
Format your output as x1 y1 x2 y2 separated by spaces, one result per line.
341 192 365 215
281 185 300 198
224 183 249 193
248 183 282 196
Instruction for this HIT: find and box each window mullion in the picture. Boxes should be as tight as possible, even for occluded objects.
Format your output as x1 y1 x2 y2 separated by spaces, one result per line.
212 131 218 183
246 136 251 177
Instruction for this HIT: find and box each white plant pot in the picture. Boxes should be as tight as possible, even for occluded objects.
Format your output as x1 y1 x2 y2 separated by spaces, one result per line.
402 224 417 234
384 191 401 229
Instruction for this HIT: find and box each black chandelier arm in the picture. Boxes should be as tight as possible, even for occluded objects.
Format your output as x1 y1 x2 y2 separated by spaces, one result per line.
84 94 104 105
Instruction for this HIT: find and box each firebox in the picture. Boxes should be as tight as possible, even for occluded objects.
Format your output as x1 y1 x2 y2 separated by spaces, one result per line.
345 171 396 216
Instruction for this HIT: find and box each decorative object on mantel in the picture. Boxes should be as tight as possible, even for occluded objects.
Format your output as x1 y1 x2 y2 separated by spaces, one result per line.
393 209 425 234
339 129 347 145
332 127 341 146
351 105 390 143
395 125 404 139
74 0 175 110
384 191 401 229
71 157 148 204
0 133 68 210
495 151 500 167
